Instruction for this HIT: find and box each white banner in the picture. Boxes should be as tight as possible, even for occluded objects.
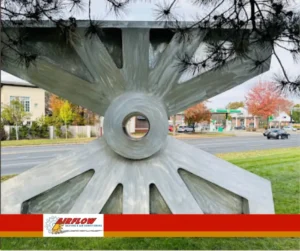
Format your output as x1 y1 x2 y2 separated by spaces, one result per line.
43 214 104 237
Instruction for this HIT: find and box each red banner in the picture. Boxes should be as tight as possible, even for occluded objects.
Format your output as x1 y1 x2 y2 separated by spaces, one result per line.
0 214 299 237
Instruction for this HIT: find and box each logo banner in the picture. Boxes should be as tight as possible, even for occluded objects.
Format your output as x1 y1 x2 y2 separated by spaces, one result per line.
43 214 104 237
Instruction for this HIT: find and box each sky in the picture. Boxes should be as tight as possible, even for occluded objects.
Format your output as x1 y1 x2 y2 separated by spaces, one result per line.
1 0 300 108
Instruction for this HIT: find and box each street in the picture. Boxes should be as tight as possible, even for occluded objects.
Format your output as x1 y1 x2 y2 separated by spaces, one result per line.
1 134 299 175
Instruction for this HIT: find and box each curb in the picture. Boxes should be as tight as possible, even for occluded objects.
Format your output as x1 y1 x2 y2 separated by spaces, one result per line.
172 134 236 139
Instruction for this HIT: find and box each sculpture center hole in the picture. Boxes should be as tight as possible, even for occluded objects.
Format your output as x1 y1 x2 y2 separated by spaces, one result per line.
122 112 150 140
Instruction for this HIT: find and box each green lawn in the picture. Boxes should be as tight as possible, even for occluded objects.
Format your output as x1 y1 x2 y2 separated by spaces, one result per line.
1 147 299 250
1 137 95 147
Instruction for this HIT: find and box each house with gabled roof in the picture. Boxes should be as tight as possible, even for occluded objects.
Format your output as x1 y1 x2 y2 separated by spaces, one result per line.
1 72 45 124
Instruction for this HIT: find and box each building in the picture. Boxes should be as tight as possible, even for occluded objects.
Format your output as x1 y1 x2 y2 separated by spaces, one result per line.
128 112 185 133
231 107 292 128
168 112 185 125
1 78 45 124
135 115 150 132
230 107 259 128
269 112 292 127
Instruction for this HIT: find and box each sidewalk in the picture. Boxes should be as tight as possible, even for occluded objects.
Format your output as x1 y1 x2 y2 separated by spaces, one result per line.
1 138 95 147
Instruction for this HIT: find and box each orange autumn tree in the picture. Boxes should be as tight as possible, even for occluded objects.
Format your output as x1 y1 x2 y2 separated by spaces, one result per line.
49 94 64 117
184 102 211 132
49 94 99 126
245 82 293 128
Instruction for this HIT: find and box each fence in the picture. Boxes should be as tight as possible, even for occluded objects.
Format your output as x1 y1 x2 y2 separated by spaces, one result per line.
58 125 102 139
3 125 103 140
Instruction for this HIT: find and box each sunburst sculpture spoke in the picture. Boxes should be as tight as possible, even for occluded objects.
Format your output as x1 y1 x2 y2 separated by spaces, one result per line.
1 21 274 214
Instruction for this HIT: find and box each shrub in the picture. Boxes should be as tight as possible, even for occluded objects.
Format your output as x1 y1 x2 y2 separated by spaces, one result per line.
55 126 63 138
55 126 72 138
39 124 49 138
19 125 29 139
10 127 17 140
91 131 97 137
66 130 73 138
77 133 87 138
0 123 7 141
30 122 40 138
37 115 57 127
60 130 73 138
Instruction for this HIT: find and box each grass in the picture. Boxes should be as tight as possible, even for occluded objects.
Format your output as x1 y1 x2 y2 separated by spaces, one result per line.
1 174 17 182
1 147 300 250
1 137 95 147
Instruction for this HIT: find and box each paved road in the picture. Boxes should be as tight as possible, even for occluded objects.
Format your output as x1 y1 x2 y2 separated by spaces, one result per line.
2 134 299 175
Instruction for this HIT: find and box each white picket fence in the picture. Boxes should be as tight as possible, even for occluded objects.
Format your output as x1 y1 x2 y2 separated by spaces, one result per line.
58 125 102 139
4 125 103 140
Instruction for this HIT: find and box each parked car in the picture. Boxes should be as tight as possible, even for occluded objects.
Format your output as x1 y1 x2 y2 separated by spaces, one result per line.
234 126 245 130
168 125 173 132
178 126 193 133
267 129 290 139
201 125 210 131
282 126 297 132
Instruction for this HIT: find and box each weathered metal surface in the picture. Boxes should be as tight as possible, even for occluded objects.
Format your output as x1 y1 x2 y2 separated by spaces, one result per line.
2 22 272 117
103 92 168 159
100 184 123 214
178 169 246 214
1 21 274 214
21 170 95 214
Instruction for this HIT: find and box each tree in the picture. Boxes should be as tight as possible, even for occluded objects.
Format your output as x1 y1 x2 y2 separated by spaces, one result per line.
49 94 65 117
226 101 244 110
49 93 98 126
291 104 300 123
72 105 86 126
184 102 211 132
1 100 31 140
71 105 98 126
59 101 75 139
1 1 300 94
245 82 293 128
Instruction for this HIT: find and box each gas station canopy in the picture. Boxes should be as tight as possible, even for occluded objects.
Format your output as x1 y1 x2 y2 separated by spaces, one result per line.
210 109 242 114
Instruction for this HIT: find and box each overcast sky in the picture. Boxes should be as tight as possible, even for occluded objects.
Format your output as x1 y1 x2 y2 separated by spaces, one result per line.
1 0 300 107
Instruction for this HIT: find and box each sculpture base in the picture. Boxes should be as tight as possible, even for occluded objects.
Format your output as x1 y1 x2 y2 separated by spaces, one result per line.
1 137 274 214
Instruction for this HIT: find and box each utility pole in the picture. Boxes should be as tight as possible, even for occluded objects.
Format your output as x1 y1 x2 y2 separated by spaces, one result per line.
278 105 281 128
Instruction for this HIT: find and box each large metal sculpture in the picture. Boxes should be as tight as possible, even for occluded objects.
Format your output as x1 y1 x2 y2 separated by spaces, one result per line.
1 21 274 214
